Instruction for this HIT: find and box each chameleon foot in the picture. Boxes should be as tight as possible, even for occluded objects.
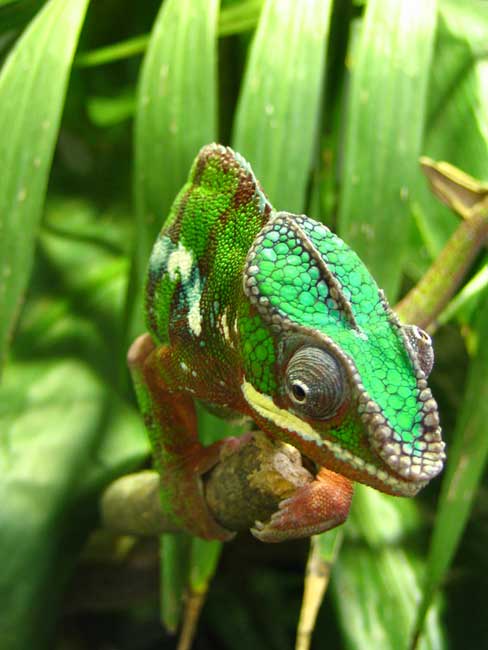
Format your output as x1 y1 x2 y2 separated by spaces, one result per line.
251 467 353 543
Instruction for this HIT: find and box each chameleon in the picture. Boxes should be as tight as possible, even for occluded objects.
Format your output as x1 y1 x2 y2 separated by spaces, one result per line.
128 144 445 543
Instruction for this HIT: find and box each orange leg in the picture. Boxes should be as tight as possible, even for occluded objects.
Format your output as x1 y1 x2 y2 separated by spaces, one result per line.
128 334 242 541
252 467 353 543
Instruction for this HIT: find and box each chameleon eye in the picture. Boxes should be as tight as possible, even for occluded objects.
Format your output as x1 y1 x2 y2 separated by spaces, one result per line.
285 347 347 420
403 325 434 377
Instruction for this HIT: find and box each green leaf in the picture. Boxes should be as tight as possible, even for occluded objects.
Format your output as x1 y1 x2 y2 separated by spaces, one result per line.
130 0 219 335
87 90 136 127
2 196 148 649
219 0 262 36
14 197 132 389
438 261 488 326
161 533 192 632
332 487 445 650
232 0 333 213
0 359 147 650
74 1 262 69
190 538 222 594
412 0 488 257
412 288 488 645
75 33 149 68
133 0 219 256
0 0 47 32
333 545 444 650
131 1 220 636
0 0 89 370
337 0 437 301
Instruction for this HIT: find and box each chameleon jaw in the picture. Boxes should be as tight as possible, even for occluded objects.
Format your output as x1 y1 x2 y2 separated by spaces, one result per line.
241 380 430 497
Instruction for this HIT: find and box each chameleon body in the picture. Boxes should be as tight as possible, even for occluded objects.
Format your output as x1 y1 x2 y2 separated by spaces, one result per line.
129 144 445 542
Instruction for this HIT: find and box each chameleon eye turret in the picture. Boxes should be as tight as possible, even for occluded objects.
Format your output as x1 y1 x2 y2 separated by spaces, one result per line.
285 346 348 419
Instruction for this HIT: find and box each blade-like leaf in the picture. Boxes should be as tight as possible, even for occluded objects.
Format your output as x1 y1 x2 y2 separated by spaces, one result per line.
87 90 136 127
131 1 220 637
412 288 488 645
333 486 445 650
232 0 333 213
337 0 437 301
0 0 89 369
218 0 262 36
1 195 148 649
132 0 219 318
0 0 47 32
13 196 133 392
333 545 444 650
0 359 147 650
412 0 488 258
75 33 150 68
161 533 192 632
438 262 488 326
74 1 262 69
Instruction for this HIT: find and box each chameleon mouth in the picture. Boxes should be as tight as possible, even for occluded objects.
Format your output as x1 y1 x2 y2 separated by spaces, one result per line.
300 431 430 496
241 379 433 497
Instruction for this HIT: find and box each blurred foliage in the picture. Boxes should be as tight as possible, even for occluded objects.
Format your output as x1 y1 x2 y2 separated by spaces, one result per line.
0 1 487 649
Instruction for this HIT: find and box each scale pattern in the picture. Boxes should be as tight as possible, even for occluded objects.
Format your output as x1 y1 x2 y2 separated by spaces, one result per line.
247 214 425 453
145 144 271 348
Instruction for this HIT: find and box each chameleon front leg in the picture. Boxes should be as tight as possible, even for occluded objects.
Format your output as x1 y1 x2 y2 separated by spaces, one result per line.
252 467 353 543
128 333 236 541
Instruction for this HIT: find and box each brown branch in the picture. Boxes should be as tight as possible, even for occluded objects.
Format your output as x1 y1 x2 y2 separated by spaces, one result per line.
100 432 313 537
396 158 488 328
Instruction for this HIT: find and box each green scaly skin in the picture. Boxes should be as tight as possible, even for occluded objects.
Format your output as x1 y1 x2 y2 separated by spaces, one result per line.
128 144 445 542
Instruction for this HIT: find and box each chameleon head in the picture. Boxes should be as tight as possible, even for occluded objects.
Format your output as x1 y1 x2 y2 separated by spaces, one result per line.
240 211 445 497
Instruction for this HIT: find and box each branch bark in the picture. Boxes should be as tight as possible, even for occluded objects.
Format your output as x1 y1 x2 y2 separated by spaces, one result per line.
101 432 313 537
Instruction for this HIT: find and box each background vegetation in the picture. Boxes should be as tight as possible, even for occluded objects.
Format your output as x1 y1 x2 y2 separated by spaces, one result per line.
1 0 487 649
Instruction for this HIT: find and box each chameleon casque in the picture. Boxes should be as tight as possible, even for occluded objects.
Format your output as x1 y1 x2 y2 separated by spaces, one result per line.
128 144 445 543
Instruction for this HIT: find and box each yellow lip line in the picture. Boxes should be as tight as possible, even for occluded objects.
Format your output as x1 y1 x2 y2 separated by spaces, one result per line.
242 379 322 442
241 380 422 495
